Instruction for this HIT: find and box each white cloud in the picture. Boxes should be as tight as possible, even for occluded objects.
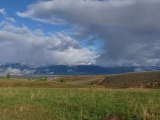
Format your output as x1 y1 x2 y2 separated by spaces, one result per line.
5 17 16 23
0 8 6 16
0 24 97 65
0 67 35 75
16 0 160 66
134 68 145 72
0 8 16 23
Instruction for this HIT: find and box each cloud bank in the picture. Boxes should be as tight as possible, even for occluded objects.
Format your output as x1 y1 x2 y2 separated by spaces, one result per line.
0 23 97 65
0 67 35 76
17 0 160 66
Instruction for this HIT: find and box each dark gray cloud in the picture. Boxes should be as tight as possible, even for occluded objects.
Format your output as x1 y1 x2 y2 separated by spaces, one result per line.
17 0 160 66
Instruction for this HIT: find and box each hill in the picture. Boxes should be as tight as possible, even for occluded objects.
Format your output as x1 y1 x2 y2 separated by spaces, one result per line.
48 71 160 88
95 71 160 88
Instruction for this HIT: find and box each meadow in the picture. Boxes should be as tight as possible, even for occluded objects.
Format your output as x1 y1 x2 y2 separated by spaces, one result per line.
0 78 160 120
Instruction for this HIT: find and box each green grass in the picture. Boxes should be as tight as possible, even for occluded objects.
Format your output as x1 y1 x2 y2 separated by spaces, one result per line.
0 87 160 120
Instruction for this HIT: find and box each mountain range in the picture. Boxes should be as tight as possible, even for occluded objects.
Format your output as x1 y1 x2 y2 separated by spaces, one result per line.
0 63 160 76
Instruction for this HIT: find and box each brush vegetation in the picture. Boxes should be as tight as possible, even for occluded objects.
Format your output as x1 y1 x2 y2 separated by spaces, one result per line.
97 71 160 88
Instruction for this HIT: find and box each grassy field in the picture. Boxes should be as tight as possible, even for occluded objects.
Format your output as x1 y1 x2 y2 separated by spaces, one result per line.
48 75 106 84
0 79 92 88
0 78 160 120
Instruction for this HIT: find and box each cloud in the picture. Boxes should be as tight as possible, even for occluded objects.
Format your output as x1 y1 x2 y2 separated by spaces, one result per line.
0 67 35 75
134 68 145 72
0 8 16 23
0 8 6 16
0 24 97 65
16 0 160 66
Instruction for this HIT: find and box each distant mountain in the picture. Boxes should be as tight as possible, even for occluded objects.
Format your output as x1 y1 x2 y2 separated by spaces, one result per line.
34 65 137 75
0 63 160 75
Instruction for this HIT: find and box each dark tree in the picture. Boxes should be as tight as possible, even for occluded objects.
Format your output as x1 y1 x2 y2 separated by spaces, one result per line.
6 74 10 79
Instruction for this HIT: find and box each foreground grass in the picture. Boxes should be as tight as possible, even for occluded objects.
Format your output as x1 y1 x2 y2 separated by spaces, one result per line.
0 87 160 120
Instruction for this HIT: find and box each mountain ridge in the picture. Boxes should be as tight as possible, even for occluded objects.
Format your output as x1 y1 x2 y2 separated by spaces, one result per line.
0 63 160 75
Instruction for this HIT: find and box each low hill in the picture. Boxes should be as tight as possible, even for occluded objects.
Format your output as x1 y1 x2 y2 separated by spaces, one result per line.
48 71 160 88
96 71 160 88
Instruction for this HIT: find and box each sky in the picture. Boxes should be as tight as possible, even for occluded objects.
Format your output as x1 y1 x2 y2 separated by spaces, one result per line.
0 0 160 67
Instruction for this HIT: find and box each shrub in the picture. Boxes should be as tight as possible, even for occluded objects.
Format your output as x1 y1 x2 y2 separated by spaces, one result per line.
58 78 65 83
6 74 10 79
